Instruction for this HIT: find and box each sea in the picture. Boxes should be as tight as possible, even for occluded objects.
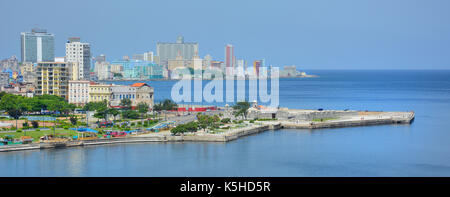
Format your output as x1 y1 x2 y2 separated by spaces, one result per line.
1 70 450 177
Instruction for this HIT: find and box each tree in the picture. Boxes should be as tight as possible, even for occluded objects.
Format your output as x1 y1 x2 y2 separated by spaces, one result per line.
221 118 231 123
0 94 20 111
0 94 31 130
197 114 215 132
0 92 6 99
170 121 198 135
232 101 250 120
137 102 149 127
70 116 78 125
93 104 108 121
120 98 132 110
83 100 108 112
154 99 178 111
122 110 139 119
48 101 68 115
108 108 120 121
113 73 123 78
7 108 22 130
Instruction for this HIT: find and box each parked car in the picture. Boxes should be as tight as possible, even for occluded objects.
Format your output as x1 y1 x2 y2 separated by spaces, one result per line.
318 108 323 111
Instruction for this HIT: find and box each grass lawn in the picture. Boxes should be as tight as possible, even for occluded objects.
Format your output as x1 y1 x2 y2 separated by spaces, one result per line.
0 129 79 142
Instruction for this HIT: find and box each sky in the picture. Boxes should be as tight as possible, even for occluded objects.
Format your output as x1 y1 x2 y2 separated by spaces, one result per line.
1 0 449 69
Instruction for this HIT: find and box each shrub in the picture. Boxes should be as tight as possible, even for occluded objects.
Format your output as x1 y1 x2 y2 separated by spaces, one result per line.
22 122 29 127
16 129 22 133
63 126 69 130
36 129 40 131
221 118 231 123
249 120 255 123
31 121 39 128
70 116 78 125
122 110 139 119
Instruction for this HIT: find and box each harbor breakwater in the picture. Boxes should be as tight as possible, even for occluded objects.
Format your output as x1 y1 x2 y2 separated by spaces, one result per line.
0 111 414 152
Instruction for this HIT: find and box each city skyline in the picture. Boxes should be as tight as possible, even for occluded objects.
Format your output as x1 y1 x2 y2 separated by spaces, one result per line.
1 0 450 69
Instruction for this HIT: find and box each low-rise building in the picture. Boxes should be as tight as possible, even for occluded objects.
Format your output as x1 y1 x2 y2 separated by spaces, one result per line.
0 72 10 87
68 80 90 106
89 82 112 103
110 83 153 108
1 82 34 97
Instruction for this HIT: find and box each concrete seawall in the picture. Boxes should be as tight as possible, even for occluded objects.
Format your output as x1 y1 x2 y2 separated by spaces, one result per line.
0 112 414 152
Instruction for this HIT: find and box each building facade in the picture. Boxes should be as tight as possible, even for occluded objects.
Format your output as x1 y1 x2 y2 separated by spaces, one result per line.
89 82 111 103
20 28 55 63
35 62 69 98
94 61 111 80
65 37 91 80
111 60 164 79
253 60 262 76
110 83 154 108
68 80 90 106
0 82 34 97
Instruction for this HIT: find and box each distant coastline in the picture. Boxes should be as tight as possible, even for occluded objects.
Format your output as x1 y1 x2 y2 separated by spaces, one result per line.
99 74 319 82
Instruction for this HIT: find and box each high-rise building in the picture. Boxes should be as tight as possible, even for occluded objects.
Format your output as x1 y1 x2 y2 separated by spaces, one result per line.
253 60 262 76
235 59 246 77
203 54 212 70
189 51 203 70
94 54 106 63
35 62 69 98
94 61 111 80
225 44 235 75
132 54 145 61
157 36 198 66
65 37 91 80
168 51 186 71
143 51 154 62
20 28 55 63
225 44 234 69
68 62 80 81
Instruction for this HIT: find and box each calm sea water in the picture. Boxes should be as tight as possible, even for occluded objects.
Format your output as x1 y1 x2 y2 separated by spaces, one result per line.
1 70 450 177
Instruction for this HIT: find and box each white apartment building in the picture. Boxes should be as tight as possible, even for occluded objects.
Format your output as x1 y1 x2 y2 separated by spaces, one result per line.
65 37 91 80
68 80 90 106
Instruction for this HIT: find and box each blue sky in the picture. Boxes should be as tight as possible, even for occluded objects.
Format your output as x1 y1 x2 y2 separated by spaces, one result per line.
1 0 449 69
